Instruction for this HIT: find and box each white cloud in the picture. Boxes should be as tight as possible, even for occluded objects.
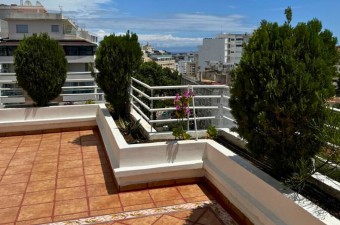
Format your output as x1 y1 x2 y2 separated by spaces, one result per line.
0 0 112 13
86 13 255 49
95 30 202 49
138 34 202 48
82 13 255 34
0 1 255 49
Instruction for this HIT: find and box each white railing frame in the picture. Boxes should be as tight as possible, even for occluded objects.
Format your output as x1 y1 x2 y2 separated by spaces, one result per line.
130 77 232 137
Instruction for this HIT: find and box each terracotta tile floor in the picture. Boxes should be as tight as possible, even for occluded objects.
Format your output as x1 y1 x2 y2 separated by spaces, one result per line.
0 129 239 225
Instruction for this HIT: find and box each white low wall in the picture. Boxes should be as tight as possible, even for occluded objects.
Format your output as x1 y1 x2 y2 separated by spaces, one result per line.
0 104 98 133
205 141 328 225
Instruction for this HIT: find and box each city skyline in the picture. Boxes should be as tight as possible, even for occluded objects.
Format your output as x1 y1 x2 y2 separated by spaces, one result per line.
2 0 340 52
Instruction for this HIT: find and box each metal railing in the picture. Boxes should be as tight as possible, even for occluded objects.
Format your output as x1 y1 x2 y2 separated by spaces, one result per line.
130 77 234 138
0 72 105 106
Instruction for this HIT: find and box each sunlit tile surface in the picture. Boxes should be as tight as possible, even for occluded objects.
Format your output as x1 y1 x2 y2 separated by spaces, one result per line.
0 129 240 225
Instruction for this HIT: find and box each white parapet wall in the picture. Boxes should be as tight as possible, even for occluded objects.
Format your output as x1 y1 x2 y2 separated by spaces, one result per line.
0 104 338 225
0 104 98 133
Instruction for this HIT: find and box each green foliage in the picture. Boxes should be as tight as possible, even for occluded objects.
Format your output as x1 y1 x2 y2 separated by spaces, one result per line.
14 33 67 106
230 8 339 177
93 31 142 118
135 61 181 87
118 117 142 136
285 109 340 190
134 61 181 110
85 99 95 104
207 125 218 139
172 123 191 140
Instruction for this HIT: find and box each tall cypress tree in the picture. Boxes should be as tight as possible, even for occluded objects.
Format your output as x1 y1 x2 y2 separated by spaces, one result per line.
94 31 142 118
230 8 339 177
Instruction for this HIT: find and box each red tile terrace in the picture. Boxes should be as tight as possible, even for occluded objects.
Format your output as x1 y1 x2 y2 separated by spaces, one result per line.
0 104 336 225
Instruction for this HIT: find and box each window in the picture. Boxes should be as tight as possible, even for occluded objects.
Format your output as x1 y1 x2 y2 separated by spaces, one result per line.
51 25 59 33
16 25 28 33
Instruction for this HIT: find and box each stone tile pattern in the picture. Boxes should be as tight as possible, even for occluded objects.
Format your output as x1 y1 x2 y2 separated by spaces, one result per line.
48 200 238 225
0 128 240 225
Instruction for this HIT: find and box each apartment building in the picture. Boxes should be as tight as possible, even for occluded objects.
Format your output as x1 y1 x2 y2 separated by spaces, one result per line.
198 33 250 72
0 1 101 107
141 43 176 70
194 34 250 85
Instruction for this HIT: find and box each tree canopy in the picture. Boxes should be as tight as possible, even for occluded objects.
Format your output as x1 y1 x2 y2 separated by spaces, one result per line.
134 61 181 110
230 7 339 177
94 31 142 118
14 33 67 106
134 61 181 87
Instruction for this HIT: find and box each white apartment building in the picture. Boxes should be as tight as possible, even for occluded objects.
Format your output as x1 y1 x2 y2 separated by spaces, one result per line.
150 54 176 71
198 33 251 72
0 1 101 107
177 60 188 75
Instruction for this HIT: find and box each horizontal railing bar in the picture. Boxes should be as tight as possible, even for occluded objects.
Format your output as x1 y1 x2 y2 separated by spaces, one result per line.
222 106 232 111
62 86 98 89
131 94 150 111
0 80 17 83
131 77 151 89
0 88 22 90
150 96 177 100
149 116 217 123
131 86 151 99
149 95 225 100
131 103 150 122
0 96 24 98
149 105 221 112
65 78 95 82
223 115 236 122
59 93 104 96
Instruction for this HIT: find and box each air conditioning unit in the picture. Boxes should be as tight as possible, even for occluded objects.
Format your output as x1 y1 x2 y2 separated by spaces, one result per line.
2 64 9 69
2 69 8 73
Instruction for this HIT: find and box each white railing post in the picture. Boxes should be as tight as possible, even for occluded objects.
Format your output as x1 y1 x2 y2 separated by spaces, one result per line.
187 86 190 131
191 85 198 141
150 89 154 132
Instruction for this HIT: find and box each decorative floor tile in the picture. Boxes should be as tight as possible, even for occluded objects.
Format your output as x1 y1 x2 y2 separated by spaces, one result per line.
45 200 238 225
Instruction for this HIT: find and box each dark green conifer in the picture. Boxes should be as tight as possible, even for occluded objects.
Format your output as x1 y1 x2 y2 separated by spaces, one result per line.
14 33 67 106
230 7 339 177
94 31 142 118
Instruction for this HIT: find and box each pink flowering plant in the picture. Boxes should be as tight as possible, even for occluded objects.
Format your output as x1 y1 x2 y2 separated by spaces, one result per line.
172 90 194 140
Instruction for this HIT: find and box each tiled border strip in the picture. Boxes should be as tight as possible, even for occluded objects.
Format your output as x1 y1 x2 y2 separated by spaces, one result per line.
45 200 237 225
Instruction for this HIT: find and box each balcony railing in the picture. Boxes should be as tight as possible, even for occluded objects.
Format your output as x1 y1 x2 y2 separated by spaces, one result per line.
0 72 105 105
130 77 234 139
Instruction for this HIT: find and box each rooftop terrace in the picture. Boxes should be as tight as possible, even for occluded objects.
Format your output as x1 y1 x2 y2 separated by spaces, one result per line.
0 104 337 225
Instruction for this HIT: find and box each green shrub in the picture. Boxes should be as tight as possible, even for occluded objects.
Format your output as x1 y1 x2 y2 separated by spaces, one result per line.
85 99 95 104
207 125 218 139
14 33 67 106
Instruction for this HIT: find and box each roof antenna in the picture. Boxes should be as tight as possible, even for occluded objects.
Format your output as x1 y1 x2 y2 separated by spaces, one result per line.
20 0 23 6
59 5 63 14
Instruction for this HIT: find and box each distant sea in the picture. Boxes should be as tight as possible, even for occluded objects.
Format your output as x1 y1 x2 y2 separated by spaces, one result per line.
159 46 198 54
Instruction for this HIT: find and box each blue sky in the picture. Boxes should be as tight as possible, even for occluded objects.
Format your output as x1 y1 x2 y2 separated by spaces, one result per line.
3 0 340 52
